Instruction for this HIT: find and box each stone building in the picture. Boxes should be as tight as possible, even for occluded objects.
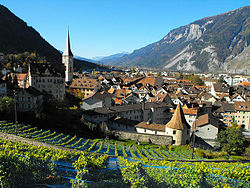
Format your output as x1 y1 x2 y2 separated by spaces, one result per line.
165 103 191 145
234 102 250 130
81 90 112 111
27 63 65 101
16 87 43 112
70 78 100 98
193 113 225 147
83 102 173 125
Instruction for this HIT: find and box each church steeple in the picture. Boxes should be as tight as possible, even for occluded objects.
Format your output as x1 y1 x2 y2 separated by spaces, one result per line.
63 28 73 56
62 27 74 84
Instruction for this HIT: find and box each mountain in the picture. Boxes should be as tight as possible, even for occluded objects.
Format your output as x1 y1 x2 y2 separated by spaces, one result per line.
0 4 101 70
106 6 250 73
74 55 97 64
93 52 129 64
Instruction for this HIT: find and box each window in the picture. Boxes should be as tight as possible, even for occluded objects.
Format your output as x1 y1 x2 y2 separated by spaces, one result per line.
173 130 176 135
144 129 146 133
208 128 210 131
172 140 176 144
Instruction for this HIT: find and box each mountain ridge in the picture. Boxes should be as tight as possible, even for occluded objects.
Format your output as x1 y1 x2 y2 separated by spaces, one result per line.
105 6 250 73
0 4 101 71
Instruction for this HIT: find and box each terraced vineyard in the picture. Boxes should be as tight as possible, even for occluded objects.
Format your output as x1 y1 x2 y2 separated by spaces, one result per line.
0 121 202 160
0 121 249 187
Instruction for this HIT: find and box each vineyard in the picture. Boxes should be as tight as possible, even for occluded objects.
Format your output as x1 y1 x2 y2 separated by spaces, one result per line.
0 121 249 187
0 121 203 160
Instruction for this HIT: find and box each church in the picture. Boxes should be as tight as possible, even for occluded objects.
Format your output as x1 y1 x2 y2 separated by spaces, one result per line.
62 29 74 85
26 29 74 101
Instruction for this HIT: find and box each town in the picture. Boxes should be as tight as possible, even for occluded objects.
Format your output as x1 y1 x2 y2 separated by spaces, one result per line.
0 2 249 187
0 30 249 149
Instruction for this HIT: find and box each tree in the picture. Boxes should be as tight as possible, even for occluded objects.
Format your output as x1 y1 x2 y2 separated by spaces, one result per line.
77 92 85 100
216 121 247 155
131 67 135 74
166 69 169 76
0 97 15 114
192 75 204 86
6 62 12 69
218 75 225 83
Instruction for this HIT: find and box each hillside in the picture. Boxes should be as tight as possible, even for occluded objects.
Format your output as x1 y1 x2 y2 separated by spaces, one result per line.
0 4 101 70
105 6 250 73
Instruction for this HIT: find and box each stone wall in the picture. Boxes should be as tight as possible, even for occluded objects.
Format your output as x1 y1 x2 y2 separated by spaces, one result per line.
110 130 172 145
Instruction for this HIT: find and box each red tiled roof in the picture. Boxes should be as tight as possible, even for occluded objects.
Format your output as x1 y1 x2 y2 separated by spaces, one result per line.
17 73 27 81
238 82 250 86
234 102 250 111
136 122 165 131
171 108 198 115
70 78 99 89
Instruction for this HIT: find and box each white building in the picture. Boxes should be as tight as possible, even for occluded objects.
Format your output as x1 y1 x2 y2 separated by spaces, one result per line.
193 113 224 147
27 63 65 101
81 91 112 111
135 103 191 145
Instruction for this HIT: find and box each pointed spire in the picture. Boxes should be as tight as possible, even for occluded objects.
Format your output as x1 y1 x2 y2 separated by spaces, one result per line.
165 103 190 130
63 27 73 56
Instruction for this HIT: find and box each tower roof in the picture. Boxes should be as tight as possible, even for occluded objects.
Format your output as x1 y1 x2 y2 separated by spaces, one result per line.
63 29 73 56
165 103 190 130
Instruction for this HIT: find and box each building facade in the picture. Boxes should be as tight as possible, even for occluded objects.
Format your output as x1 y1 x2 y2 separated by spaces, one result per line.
27 63 65 101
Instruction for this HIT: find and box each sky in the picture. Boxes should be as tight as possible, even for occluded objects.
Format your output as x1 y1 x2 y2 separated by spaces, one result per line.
1 0 249 59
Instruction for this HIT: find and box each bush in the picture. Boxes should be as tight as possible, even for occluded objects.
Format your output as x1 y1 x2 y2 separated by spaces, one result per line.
0 154 55 188
195 148 228 159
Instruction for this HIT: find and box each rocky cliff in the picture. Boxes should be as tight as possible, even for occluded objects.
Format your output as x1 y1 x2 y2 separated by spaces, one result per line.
106 6 250 73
